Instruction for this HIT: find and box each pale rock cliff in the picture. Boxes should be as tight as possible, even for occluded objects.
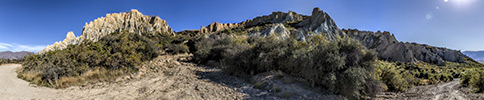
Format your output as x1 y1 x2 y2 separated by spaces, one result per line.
39 9 174 54
199 22 241 34
343 29 465 65
295 8 341 41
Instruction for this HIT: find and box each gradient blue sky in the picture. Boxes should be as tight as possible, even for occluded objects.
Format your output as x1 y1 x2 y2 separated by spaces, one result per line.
1 0 483 52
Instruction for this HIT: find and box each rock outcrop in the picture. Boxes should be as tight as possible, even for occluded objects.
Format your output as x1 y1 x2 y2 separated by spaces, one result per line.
39 8 471 65
295 8 341 40
249 23 291 38
79 9 173 42
243 11 305 27
199 22 241 34
343 29 465 65
39 9 174 54
39 31 79 54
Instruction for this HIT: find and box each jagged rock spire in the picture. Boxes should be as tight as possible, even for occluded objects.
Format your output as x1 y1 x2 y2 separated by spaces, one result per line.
39 9 174 54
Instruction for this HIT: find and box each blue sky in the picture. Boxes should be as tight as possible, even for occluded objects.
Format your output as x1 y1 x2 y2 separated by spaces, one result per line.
0 0 483 52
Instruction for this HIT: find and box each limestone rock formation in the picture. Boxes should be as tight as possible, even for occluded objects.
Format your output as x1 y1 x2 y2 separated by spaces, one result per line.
249 23 291 38
243 11 305 27
39 31 79 54
296 8 341 40
343 29 465 65
199 22 241 34
40 9 174 54
38 8 471 65
79 9 173 42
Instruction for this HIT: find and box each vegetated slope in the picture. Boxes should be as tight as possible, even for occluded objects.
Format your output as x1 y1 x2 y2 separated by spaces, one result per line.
19 7 484 99
0 51 30 65
463 51 484 63
0 51 32 60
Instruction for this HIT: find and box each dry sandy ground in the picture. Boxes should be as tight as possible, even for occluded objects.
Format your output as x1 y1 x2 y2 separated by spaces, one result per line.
0 54 340 100
378 79 484 100
0 64 66 99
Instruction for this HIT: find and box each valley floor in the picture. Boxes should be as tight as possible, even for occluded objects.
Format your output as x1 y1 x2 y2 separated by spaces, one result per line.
0 54 339 100
378 79 484 100
3 54 484 100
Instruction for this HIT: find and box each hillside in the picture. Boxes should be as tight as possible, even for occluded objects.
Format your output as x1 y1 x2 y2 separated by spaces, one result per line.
463 51 484 63
0 51 32 60
17 7 484 99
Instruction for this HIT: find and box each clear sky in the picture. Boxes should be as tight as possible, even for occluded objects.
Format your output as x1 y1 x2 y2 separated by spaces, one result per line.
0 0 483 52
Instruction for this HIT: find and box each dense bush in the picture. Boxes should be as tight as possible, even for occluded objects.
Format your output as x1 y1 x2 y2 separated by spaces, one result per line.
0 59 5 65
0 59 21 65
375 61 415 91
19 31 164 88
194 34 379 99
461 68 484 93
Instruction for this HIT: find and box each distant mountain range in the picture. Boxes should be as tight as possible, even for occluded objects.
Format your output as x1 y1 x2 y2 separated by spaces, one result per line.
463 51 484 63
0 51 32 60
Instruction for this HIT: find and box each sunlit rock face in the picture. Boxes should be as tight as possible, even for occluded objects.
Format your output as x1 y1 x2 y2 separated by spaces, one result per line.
39 8 469 65
79 9 173 42
199 22 241 34
39 31 79 54
295 7 341 41
39 9 174 54
343 29 465 65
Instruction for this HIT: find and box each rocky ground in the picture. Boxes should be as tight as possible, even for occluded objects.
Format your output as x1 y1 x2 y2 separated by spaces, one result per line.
377 79 484 100
0 54 340 100
3 54 484 100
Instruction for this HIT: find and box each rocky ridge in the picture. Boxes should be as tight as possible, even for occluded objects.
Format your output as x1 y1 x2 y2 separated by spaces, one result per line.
39 9 174 54
40 8 470 65
193 7 468 65
343 29 465 65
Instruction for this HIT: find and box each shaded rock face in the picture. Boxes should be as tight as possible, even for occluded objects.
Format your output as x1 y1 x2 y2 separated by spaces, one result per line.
243 11 305 27
0 51 32 60
343 29 465 65
40 9 174 54
296 8 340 40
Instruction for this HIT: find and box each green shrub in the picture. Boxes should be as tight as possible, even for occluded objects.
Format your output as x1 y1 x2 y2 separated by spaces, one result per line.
194 34 379 99
375 61 413 91
461 69 484 92
165 43 189 54
19 31 162 88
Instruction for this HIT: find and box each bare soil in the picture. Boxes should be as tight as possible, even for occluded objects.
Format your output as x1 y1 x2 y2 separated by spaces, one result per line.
378 79 484 100
0 54 340 100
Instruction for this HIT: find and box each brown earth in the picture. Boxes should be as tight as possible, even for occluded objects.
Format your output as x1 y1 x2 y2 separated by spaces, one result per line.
378 79 484 100
0 54 340 100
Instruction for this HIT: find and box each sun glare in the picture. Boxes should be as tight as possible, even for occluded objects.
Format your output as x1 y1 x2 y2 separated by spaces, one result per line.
453 0 474 7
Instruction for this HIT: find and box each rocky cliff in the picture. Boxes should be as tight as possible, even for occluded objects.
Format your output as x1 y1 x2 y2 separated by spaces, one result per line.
40 8 471 65
194 7 468 65
39 9 174 54
343 29 465 65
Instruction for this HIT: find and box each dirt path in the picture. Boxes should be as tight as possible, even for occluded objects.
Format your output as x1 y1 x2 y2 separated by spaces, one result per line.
0 55 339 100
0 64 66 99
378 79 476 100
